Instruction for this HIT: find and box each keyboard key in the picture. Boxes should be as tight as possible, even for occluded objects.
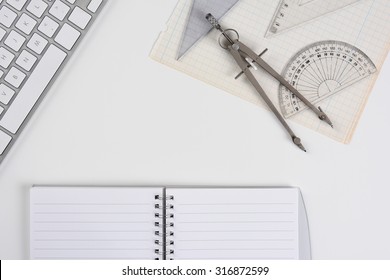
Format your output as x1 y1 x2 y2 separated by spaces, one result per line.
27 0 48 18
0 83 15 104
49 0 70 21
5 30 26 52
0 47 15 68
38 16 59 37
69 7 91 29
0 45 67 134
16 13 37 35
0 130 12 155
6 0 28 11
55 23 80 50
16 50 37 71
88 0 103 13
27 33 48 54
5 67 27 88
0 6 17 28
0 27 6 41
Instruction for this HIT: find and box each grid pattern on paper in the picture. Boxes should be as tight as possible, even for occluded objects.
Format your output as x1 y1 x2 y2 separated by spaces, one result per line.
150 0 390 143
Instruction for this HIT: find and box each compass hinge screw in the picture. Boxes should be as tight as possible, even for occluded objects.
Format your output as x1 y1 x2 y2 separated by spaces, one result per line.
235 49 268 79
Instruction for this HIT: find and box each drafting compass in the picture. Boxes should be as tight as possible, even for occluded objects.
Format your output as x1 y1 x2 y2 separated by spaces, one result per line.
206 14 333 152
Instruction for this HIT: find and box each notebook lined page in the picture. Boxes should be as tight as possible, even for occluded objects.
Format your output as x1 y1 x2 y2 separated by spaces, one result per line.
30 186 160 260
167 188 300 260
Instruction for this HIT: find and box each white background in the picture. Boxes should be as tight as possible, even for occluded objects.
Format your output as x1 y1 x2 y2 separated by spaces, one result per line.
3 261 390 280
0 0 389 259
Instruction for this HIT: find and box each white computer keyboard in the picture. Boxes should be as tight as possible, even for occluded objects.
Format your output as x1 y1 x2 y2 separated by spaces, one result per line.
0 0 106 164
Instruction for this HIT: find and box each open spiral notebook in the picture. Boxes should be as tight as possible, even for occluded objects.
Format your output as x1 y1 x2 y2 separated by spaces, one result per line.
151 0 390 143
30 186 311 260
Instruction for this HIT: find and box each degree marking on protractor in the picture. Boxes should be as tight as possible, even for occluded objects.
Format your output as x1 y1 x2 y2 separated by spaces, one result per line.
279 41 377 118
266 0 363 38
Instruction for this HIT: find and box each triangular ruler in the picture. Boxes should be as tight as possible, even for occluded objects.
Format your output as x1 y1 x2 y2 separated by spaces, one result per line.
178 0 240 59
266 0 363 38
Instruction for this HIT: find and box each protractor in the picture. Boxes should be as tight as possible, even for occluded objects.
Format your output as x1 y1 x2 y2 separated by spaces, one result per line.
279 41 377 118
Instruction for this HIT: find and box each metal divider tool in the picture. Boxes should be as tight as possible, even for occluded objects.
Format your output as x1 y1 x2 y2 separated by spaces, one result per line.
206 13 334 152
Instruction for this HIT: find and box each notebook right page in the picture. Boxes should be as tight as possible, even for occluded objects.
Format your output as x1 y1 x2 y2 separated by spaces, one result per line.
167 187 306 260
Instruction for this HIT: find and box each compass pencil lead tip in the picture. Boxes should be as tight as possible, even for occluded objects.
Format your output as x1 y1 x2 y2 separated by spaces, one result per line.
292 137 306 153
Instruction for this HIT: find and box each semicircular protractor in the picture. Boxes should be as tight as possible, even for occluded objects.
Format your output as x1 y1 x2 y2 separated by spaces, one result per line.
279 40 377 118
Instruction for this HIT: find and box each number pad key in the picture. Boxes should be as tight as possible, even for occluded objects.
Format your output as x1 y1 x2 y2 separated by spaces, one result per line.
4 30 26 52
27 33 48 54
0 47 15 68
16 50 37 71
49 0 70 21
5 67 26 88
88 0 103 13
0 83 15 105
0 28 6 41
16 13 37 35
6 0 29 11
27 0 48 18
55 23 80 50
0 6 17 28
69 7 91 29
0 130 11 154
38 16 59 38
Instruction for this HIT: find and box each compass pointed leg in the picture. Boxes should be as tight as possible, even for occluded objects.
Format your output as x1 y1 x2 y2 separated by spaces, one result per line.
292 136 307 153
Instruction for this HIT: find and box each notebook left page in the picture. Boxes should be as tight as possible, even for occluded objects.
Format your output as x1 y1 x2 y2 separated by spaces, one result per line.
30 186 161 260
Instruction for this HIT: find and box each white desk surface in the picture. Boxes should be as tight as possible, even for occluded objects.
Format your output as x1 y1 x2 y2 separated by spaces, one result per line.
0 1 389 260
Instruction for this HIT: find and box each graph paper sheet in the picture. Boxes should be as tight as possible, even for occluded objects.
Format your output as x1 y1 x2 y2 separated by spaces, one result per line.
151 0 390 143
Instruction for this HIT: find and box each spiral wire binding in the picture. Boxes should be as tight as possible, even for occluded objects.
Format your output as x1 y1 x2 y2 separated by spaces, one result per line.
154 194 175 260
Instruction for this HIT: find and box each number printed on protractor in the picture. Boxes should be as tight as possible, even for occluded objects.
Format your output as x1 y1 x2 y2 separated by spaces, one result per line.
279 40 377 118
266 0 363 37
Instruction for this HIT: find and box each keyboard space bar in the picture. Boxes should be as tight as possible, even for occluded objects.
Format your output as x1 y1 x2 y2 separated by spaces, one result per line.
0 45 67 134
